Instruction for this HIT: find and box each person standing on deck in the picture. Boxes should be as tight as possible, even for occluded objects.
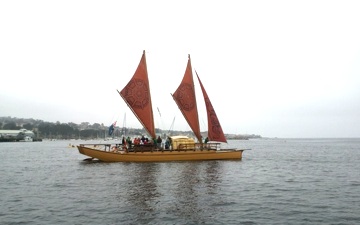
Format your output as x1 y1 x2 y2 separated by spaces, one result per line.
122 136 126 146
165 137 170 150
141 135 146 144
126 136 132 148
157 136 162 149
204 137 209 144
121 136 128 152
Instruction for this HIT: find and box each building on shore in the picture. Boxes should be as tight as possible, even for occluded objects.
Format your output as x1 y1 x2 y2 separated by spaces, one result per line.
0 129 39 142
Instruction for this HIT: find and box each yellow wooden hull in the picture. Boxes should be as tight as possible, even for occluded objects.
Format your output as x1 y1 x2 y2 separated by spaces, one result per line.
77 145 243 162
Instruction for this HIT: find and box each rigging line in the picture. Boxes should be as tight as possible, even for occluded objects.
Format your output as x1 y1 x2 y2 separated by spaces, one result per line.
156 106 166 133
122 113 126 137
201 118 206 131
157 107 161 117
108 92 120 124
108 115 115 126
168 116 176 135
108 110 119 126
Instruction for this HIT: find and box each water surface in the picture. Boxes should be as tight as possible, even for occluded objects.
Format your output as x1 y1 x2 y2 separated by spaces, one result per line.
1 138 359 224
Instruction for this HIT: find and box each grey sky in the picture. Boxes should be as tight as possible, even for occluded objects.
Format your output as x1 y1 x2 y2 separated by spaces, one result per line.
1 1 360 138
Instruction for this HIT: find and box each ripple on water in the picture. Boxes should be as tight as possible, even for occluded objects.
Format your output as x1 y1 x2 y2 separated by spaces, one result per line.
1 139 360 224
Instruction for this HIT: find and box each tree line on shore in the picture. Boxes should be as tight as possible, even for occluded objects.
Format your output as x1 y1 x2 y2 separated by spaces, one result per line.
0 116 261 140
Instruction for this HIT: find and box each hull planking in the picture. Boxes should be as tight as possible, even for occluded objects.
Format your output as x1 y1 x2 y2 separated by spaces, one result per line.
77 145 243 162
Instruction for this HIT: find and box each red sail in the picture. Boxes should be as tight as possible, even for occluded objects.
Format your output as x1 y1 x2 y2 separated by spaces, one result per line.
119 50 156 139
172 55 202 142
196 71 227 143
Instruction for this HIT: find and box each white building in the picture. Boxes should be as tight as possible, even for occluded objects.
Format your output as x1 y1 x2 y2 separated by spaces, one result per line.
0 129 35 141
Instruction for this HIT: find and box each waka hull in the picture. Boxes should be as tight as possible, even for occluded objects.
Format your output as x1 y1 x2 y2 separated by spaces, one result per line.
77 145 243 162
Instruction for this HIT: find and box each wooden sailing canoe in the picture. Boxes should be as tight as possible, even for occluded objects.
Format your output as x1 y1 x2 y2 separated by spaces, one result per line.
77 144 243 162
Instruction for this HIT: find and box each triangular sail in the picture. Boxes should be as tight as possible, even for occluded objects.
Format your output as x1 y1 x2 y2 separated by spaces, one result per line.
196 71 227 143
171 55 202 143
118 50 156 139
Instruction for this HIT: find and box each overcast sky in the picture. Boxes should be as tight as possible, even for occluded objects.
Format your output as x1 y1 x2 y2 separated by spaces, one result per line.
1 1 360 138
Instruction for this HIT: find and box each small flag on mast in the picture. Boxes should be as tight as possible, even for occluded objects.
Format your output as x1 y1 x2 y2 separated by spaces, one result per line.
108 121 117 136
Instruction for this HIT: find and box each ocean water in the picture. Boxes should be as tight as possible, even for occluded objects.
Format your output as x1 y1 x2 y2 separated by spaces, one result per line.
0 138 359 225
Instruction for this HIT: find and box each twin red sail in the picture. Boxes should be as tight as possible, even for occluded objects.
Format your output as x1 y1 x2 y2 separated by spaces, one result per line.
172 55 202 143
118 50 156 139
172 55 227 143
196 71 227 143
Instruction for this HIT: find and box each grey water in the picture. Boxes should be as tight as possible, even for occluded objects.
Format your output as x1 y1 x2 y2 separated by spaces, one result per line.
0 138 359 225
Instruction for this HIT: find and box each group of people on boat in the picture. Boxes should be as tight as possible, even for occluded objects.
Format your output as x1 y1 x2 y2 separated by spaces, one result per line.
110 135 171 153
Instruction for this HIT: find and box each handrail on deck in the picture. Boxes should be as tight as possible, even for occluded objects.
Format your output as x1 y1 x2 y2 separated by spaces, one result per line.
79 142 225 152
178 143 220 151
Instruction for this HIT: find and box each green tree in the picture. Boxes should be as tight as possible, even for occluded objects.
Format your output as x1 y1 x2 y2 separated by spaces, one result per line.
23 123 33 130
3 122 20 130
38 122 53 138
80 129 98 139
91 123 102 129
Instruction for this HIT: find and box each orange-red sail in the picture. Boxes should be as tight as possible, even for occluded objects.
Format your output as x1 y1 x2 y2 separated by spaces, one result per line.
172 55 202 142
196 71 227 143
119 50 156 139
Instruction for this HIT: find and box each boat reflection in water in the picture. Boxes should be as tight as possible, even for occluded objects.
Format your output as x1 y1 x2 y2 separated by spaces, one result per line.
110 161 224 224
